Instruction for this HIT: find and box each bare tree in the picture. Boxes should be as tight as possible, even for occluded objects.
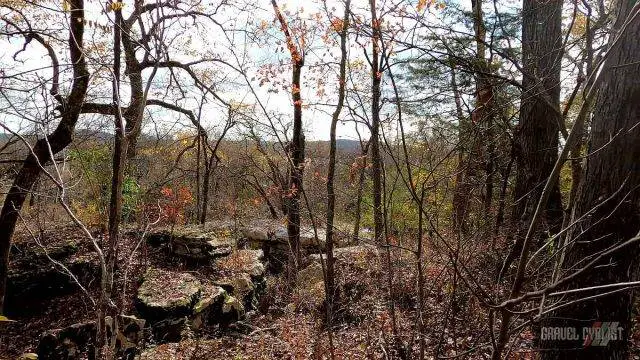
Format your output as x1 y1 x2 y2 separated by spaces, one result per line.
271 0 306 274
0 0 90 313
324 0 350 333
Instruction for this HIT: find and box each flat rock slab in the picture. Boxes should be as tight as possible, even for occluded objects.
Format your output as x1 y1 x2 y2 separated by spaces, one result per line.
240 220 326 250
136 268 202 320
147 226 235 260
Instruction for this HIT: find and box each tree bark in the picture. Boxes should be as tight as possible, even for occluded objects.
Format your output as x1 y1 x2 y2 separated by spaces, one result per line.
352 143 369 244
271 0 305 273
540 2 640 357
370 0 384 246
450 57 471 233
287 61 305 272
512 0 563 227
503 0 563 277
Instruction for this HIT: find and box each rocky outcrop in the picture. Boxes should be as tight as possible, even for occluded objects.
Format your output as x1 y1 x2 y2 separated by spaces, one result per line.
38 321 95 360
214 249 267 311
239 220 332 273
6 238 99 313
190 284 226 330
295 262 326 310
294 245 380 311
216 272 257 311
146 226 235 261
37 315 145 360
134 265 263 342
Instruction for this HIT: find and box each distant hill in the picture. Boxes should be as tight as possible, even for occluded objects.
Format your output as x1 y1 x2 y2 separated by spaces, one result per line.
335 139 363 152
306 138 362 153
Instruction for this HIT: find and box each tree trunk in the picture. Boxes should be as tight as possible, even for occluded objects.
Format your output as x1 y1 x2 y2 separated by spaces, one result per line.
325 0 350 326
540 2 640 358
450 58 471 233
512 0 563 227
98 7 126 358
352 144 369 244
503 0 563 276
287 60 305 272
0 0 89 313
271 0 306 274
370 0 384 246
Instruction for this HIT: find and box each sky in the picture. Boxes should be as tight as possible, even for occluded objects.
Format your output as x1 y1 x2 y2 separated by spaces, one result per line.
0 0 481 143
0 0 426 142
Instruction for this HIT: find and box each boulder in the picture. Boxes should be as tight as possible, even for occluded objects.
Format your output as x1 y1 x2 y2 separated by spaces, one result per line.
220 293 245 325
134 266 263 340
239 220 328 272
216 249 265 279
295 245 380 311
108 315 146 357
300 226 327 249
216 272 257 310
294 262 326 310
190 284 226 330
6 236 99 312
171 235 234 260
150 317 190 344
136 268 202 320
38 321 95 360
270 224 326 251
6 255 99 313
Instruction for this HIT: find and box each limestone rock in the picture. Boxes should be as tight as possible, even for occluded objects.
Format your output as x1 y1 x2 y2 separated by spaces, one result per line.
136 268 202 320
6 238 98 310
220 294 245 325
146 226 235 260
37 315 145 360
216 272 256 310
107 315 146 357
37 321 95 360
295 262 326 310
150 317 190 344
309 245 379 266
190 284 226 330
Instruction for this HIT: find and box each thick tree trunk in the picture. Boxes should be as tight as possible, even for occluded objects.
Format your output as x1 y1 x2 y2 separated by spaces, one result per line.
502 0 563 277
512 0 563 227
540 2 640 358
0 0 89 313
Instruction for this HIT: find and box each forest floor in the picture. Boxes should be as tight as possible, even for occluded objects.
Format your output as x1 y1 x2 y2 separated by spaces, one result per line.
0 223 639 359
